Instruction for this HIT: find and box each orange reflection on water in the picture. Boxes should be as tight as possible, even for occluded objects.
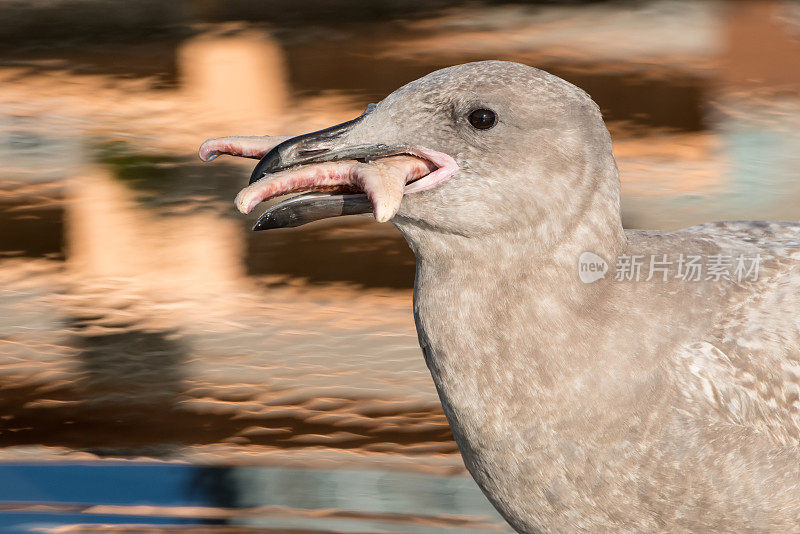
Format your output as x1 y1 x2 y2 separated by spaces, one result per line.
66 166 245 295
179 27 290 130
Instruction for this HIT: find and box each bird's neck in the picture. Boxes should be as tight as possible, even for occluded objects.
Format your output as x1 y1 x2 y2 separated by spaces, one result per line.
409 209 627 380
394 163 672 531
398 185 631 451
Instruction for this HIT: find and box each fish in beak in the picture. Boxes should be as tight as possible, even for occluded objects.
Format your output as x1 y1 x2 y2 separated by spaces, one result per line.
199 106 459 230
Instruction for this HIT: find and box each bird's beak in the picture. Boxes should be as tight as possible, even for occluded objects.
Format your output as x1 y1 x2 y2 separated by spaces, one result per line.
200 105 458 231
247 104 410 231
248 104 383 185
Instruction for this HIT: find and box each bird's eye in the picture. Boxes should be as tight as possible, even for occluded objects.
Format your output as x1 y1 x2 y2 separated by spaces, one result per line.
468 108 497 130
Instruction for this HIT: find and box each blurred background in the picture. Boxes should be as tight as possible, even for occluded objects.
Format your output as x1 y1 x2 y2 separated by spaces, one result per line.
0 0 799 532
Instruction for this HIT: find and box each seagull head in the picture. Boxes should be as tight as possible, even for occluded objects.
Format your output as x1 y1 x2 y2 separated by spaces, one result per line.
204 61 621 250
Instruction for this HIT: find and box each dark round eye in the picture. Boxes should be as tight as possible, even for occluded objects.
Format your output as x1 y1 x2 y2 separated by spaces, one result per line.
468 108 496 130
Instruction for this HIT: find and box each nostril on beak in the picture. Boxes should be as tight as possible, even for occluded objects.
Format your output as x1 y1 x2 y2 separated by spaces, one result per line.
298 149 329 158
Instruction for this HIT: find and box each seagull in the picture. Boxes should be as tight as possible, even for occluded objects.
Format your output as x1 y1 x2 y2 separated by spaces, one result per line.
201 61 800 533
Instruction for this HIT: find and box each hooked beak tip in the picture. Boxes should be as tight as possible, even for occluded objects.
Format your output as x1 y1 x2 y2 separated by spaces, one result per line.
252 215 277 231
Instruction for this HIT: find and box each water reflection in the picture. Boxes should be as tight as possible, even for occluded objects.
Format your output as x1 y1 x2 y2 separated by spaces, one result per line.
189 466 239 526
245 220 415 288
0 0 799 532
66 162 245 293
0 200 64 259
0 463 512 533
179 28 290 129
72 324 187 457
719 0 800 92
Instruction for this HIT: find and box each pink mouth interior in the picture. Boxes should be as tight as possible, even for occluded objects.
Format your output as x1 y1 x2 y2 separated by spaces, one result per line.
234 148 459 223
